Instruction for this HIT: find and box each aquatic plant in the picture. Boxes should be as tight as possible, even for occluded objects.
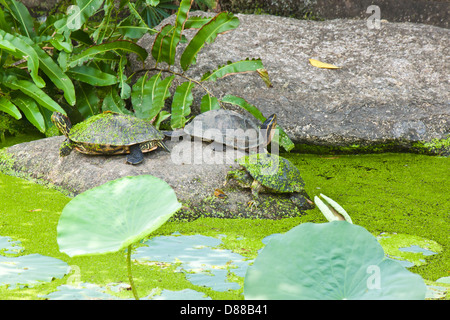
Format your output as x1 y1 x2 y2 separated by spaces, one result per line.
314 193 353 223
244 221 427 300
56 175 181 299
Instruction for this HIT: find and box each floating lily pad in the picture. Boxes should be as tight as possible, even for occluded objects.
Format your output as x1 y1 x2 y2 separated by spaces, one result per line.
0 254 69 289
41 283 120 300
244 221 427 300
0 236 23 255
152 289 212 300
134 234 251 291
42 282 210 300
377 233 442 267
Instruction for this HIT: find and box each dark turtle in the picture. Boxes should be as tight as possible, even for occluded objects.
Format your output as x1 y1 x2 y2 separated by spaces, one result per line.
166 109 277 152
225 153 314 209
51 111 169 165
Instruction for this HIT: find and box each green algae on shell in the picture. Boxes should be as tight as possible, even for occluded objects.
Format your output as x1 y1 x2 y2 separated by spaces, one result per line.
236 153 305 193
51 111 169 164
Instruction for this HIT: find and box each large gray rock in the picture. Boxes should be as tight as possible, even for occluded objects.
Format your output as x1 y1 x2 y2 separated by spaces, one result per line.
131 12 449 155
1 136 313 220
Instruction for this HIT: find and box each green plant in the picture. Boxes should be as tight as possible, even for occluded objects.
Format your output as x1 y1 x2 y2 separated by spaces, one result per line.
0 0 154 135
244 221 427 300
131 0 294 150
56 175 181 300
1 0 294 150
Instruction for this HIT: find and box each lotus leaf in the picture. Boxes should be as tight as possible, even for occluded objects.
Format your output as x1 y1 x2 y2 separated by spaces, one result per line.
57 175 181 257
244 221 426 300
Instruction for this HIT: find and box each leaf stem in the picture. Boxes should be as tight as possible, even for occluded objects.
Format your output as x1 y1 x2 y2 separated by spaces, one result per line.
127 244 139 300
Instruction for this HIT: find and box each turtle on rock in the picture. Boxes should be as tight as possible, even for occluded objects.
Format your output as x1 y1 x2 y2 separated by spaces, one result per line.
165 109 277 152
51 111 169 165
225 153 314 209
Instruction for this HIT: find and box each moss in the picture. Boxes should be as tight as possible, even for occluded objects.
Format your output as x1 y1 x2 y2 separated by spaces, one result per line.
284 152 450 282
293 137 450 156
1 132 449 298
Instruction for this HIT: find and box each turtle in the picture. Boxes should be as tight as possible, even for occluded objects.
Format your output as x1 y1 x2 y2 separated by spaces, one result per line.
51 111 169 165
224 153 314 209
165 109 277 152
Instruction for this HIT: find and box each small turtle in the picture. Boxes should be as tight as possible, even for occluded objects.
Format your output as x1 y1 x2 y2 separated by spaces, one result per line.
166 109 277 152
51 111 169 165
225 153 314 209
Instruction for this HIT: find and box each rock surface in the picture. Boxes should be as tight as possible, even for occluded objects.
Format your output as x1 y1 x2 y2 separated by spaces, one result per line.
131 12 449 155
1 136 313 220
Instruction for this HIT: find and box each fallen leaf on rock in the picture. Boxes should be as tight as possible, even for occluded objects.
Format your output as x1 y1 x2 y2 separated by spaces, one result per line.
214 189 227 199
256 68 273 87
309 59 341 69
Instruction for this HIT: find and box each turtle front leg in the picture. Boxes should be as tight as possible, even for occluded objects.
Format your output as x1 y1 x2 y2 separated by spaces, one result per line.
248 179 263 209
59 139 74 157
126 144 144 165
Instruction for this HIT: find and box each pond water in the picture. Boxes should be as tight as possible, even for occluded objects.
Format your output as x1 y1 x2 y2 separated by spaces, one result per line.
0 133 449 299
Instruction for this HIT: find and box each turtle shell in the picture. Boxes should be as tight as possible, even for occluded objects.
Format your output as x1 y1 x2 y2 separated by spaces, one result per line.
184 109 262 149
68 112 164 152
237 153 305 192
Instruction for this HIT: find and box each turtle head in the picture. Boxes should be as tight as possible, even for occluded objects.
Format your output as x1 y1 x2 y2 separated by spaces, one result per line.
224 168 253 188
51 112 72 137
260 114 277 146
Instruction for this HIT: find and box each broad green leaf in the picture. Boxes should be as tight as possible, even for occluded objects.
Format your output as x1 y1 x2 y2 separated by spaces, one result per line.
184 16 212 29
0 7 11 32
118 55 131 99
126 1 156 34
0 96 21 119
70 29 94 46
28 42 76 106
75 82 100 118
54 0 104 34
57 175 181 257
1 0 36 38
0 38 15 51
5 80 65 114
151 24 174 63
0 30 44 88
221 94 294 151
159 0 192 66
150 74 174 120
146 0 160 5
170 81 195 129
220 94 264 121
244 222 427 300
132 73 174 120
68 40 148 68
131 72 159 119
153 110 171 129
92 0 114 44
272 125 294 152
200 93 220 113
67 65 118 86
102 88 132 114
201 58 265 82
49 35 73 53
12 93 45 133
180 12 239 71
117 16 151 39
